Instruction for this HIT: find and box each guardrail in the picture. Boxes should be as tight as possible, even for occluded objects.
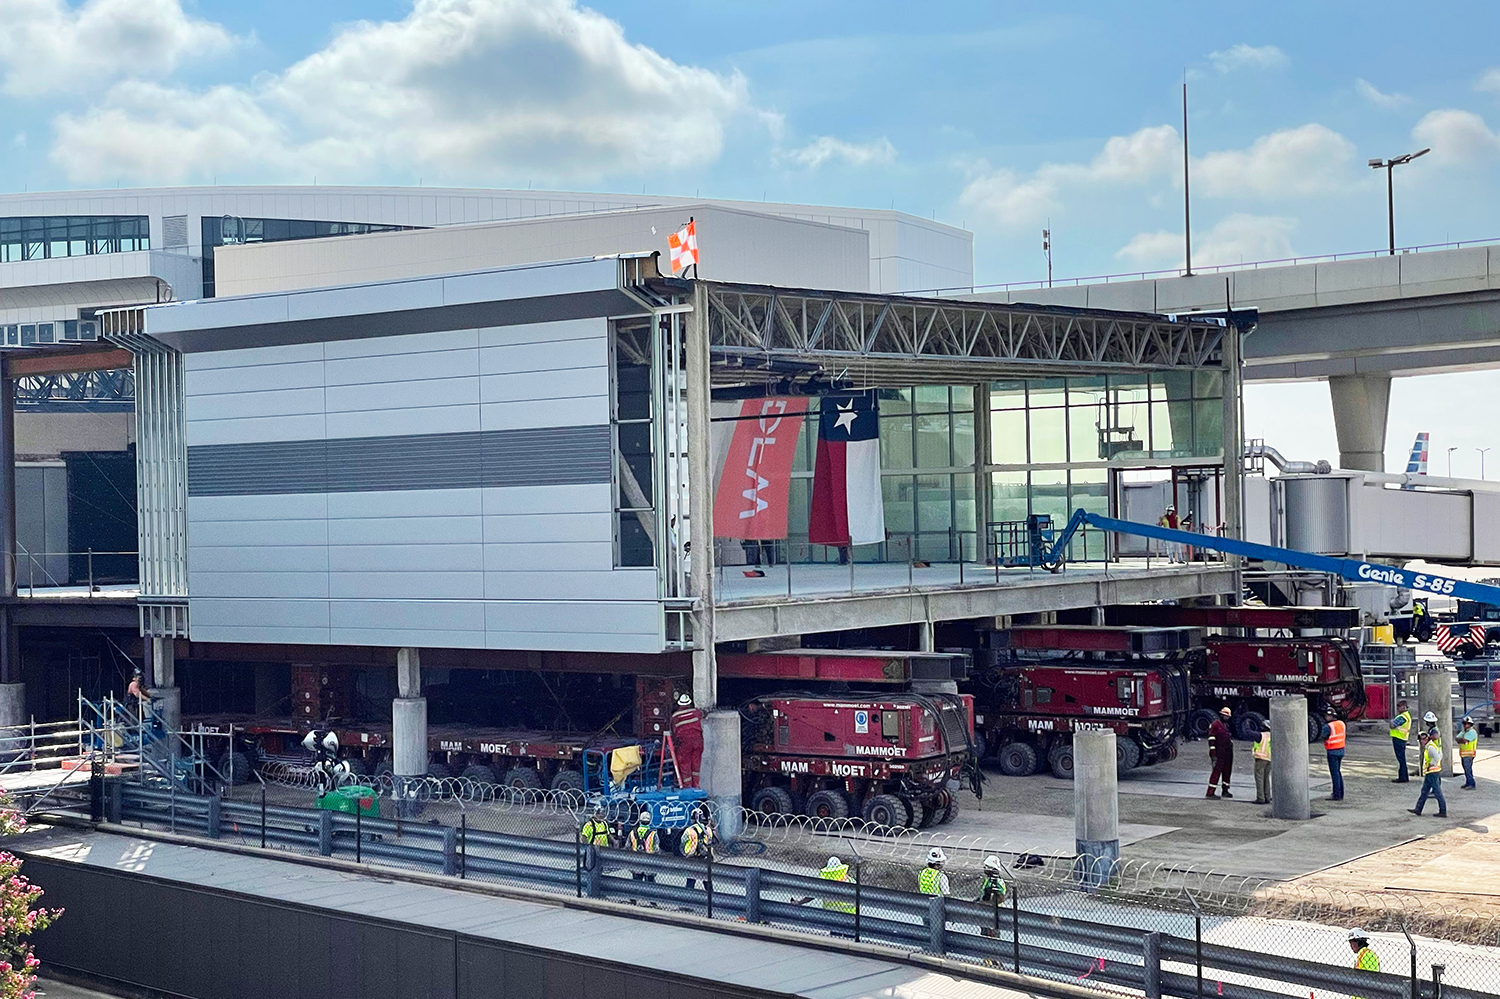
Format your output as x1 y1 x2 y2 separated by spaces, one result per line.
103 783 1480 999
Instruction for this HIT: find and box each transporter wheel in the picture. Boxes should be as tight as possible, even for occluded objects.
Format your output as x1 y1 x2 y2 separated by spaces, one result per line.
425 762 452 780
1047 742 1074 780
549 768 586 805
862 793 908 831
937 788 959 824
803 788 850 822
1306 706 1327 744
219 751 251 786
997 741 1039 777
750 785 795 818
915 798 938 829
1186 709 1217 740
460 764 497 786
1234 711 1267 743
1116 737 1142 774
502 766 543 789
344 756 370 778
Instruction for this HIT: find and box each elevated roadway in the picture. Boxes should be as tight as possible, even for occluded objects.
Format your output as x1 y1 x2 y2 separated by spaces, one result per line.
965 241 1500 471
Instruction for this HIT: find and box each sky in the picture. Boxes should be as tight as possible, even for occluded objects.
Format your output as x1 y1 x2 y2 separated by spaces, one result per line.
3 0 1500 471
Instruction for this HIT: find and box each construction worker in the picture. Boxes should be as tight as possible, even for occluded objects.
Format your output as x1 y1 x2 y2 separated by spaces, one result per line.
671 692 704 788
1389 700 1412 783
126 670 149 703
1347 928 1380 972
978 855 1009 937
1409 732 1448 818
1158 506 1181 562
626 809 660 882
919 847 950 896
1458 717 1478 789
1252 721 1273 805
680 807 715 891
1411 600 1433 642
580 805 612 848
818 855 855 913
1423 710 1440 747
1320 709 1347 801
1206 706 1235 798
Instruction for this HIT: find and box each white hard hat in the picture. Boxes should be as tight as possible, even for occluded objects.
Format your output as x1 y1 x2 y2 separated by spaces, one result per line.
1219 706 1232 716
927 847 947 865
983 855 1004 873
1347 928 1368 941
1424 711 1438 723
638 810 652 824
677 692 693 706
826 856 842 868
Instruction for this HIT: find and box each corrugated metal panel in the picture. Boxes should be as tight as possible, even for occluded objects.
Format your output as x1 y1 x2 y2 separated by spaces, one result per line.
186 425 611 496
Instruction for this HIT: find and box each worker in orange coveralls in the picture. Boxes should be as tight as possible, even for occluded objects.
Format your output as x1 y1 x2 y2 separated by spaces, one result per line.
672 692 704 787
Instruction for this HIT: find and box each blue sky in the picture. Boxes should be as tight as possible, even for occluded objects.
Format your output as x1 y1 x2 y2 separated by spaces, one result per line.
4 0 1500 468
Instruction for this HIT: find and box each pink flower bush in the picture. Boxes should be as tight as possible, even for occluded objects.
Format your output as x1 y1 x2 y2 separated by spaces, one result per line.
0 789 62 999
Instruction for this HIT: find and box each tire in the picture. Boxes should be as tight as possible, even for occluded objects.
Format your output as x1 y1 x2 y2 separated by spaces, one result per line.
1047 741 1075 780
896 795 917 827
219 751 250 786
502 766 543 789
1308 710 1326 744
460 764 497 785
1116 737 1143 774
997 741 1039 777
344 756 370 777
937 789 959 824
1234 711 1267 743
426 762 452 780
862 793 907 830
750 785 795 817
803 788 850 821
549 768 585 796
1186 709 1217 740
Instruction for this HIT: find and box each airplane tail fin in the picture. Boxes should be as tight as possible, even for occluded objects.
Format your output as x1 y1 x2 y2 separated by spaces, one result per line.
1405 432 1429 475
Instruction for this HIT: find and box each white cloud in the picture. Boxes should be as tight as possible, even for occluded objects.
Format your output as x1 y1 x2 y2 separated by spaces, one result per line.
0 0 236 97
1476 67 1500 94
1412 109 1500 162
1355 78 1411 110
1194 124 1355 197
960 124 1178 229
1116 214 1297 269
783 135 896 170
1207 44 1287 74
49 0 755 184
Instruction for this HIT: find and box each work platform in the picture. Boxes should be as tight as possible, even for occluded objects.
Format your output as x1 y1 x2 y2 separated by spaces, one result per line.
18 826 1052 999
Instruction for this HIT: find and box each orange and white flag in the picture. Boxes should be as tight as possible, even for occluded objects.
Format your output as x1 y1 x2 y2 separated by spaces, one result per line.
668 219 699 274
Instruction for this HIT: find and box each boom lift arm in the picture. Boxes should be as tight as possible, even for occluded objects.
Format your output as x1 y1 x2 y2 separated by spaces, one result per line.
1046 509 1500 604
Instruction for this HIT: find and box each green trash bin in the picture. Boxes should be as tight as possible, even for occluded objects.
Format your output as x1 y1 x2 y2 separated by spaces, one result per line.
315 785 380 817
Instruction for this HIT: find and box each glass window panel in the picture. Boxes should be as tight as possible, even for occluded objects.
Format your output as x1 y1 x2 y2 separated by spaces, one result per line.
1028 378 1066 409
36 323 54 344
881 414 914 469
954 474 976 535
1067 376 1106 407
1194 398 1224 455
791 413 814 473
1031 470 1068 524
990 471 1028 525
952 410 975 467
1149 400 1191 455
882 475 917 533
1193 369 1224 399
880 387 912 415
914 414 951 467
1068 405 1104 462
990 408 1026 465
916 474 953 532
950 385 975 412
1029 406 1067 463
1153 371 1194 400
915 385 949 414
917 533 956 561
1069 469 1110 562
788 477 811 535
990 380 1027 411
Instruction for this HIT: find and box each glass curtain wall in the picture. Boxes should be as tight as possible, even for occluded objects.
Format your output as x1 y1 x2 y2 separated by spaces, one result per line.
0 216 149 262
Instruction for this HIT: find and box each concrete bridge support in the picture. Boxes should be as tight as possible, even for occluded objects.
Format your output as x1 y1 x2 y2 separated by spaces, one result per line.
393 647 427 780
1270 697 1311 820
1073 728 1119 885
1329 375 1391 472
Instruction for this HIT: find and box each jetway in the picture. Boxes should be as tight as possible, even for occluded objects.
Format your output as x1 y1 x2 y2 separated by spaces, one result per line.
1245 469 1500 565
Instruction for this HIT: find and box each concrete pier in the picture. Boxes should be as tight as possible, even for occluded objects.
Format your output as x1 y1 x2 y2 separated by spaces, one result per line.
1418 668 1454 774
701 709 743 840
0 681 22 728
1270 697 1311 820
392 647 428 778
1073 728 1119 885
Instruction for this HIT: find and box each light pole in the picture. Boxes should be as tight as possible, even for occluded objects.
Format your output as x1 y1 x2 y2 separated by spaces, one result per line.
1447 446 1458 478
1367 149 1430 255
1478 447 1491 480
1042 225 1052 287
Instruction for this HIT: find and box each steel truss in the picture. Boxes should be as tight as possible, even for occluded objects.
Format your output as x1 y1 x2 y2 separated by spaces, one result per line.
15 369 135 411
702 283 1228 383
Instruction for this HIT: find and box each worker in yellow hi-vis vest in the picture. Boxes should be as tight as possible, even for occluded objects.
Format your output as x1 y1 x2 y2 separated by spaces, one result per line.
1347 927 1380 999
819 855 855 912
919 847 950 896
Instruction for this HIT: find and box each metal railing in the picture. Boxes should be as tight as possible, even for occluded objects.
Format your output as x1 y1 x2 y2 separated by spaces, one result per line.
96 783 1494 999
14 546 139 595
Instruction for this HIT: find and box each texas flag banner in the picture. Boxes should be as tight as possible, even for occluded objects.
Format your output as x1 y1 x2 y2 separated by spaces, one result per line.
712 397 809 539
809 392 886 546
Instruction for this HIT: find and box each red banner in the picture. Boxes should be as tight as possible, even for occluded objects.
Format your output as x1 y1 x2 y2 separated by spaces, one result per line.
713 398 808 539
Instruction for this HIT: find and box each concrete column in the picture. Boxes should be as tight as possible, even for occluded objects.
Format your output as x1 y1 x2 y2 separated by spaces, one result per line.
1073 728 1119 885
1270 697 1311 819
1328 375 1391 472
918 620 935 652
685 282 718 711
0 682 23 728
392 647 427 777
1418 668 1454 775
701 709 742 840
151 686 181 734
149 636 175 688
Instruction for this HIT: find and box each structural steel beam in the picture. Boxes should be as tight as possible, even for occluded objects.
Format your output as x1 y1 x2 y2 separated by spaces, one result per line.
5 346 134 378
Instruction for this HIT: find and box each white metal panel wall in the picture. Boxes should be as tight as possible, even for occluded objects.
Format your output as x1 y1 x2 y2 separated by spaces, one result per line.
182 317 662 652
